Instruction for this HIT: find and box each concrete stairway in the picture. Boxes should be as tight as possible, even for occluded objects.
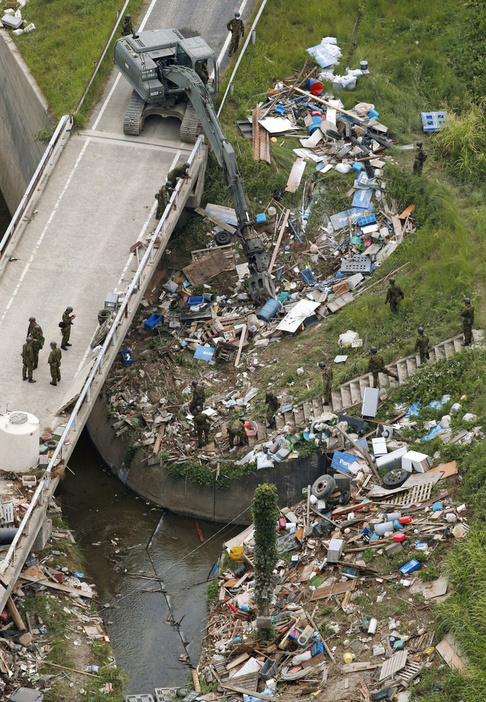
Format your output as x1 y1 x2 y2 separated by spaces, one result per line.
274 331 483 430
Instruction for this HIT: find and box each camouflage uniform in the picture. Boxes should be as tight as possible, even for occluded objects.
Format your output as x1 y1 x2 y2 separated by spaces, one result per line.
195 61 209 84
189 386 206 415
121 17 133 36
48 347 62 385
22 342 34 381
27 320 38 339
227 417 247 447
167 165 189 184
385 281 404 313
414 332 430 363
461 304 475 345
321 367 333 405
413 146 427 175
31 328 45 369
265 392 279 427
368 352 398 388
155 184 172 219
227 17 244 55
61 310 74 348
194 411 210 447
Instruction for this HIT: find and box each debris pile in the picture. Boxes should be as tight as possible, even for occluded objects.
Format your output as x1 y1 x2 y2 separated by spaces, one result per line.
196 430 471 701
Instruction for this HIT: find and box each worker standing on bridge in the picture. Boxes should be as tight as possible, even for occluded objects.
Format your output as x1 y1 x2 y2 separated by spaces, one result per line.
22 337 35 383
121 14 133 37
60 306 75 351
155 181 173 220
227 11 244 57
48 341 62 386
31 324 45 370
167 162 191 185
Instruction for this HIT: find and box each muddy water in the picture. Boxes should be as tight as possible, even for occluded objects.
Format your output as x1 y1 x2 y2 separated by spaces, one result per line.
0 191 10 235
58 433 240 694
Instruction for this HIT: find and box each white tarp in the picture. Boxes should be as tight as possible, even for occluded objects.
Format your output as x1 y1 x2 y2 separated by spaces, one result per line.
277 300 320 333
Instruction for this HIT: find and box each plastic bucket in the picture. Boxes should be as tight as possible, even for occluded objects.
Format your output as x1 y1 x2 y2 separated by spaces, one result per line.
306 78 324 96
360 60 368 71
257 298 281 322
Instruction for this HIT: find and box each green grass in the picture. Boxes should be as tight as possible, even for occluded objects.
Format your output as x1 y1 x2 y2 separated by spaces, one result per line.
6 0 144 122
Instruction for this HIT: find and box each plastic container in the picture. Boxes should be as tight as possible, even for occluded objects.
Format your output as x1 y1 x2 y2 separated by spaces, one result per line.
374 521 394 536
399 558 421 575
256 298 281 322
360 60 369 71
228 546 245 561
144 313 162 330
398 516 412 525
259 658 278 680
387 512 402 521
393 533 406 543
306 78 324 96
352 162 363 172
343 652 354 664
368 618 378 634
256 213 267 224
120 350 133 366
187 296 204 305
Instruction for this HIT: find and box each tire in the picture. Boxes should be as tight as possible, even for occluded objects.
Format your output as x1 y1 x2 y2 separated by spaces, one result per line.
382 468 409 490
312 474 336 500
339 490 351 505
215 230 231 246
326 129 343 140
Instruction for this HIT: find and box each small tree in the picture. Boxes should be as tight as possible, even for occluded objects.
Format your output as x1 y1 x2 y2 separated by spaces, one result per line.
252 483 279 614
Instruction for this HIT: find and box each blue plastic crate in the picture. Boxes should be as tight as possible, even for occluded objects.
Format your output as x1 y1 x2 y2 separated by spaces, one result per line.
421 111 448 132
301 267 317 286
120 350 133 366
144 313 162 330
357 213 377 227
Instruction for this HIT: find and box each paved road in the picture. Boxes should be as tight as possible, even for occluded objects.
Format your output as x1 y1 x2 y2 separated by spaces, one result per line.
0 0 257 431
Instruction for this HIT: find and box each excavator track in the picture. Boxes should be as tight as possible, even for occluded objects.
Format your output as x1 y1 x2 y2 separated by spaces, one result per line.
123 90 146 136
179 103 202 143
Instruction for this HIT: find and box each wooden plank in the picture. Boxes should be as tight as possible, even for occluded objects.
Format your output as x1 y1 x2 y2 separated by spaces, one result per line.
398 203 415 219
17 573 95 599
195 206 236 234
310 580 354 602
268 209 290 273
436 638 465 669
152 424 165 455
226 653 250 670
234 324 247 367
221 684 273 700
183 249 228 285
282 84 366 124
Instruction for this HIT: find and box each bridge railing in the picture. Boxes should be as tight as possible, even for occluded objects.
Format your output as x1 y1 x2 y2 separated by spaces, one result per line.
0 135 205 575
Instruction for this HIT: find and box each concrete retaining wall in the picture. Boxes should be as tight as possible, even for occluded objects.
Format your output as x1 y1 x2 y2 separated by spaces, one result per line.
87 392 328 525
0 29 53 211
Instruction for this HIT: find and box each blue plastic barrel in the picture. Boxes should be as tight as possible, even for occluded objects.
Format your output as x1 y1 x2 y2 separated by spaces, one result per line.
257 298 281 322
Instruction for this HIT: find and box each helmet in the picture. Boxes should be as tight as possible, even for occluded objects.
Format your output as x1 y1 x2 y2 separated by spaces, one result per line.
34 324 41 331
389 277 395 284
196 406 202 413
464 297 471 304
318 361 326 368
370 346 377 354
418 327 424 334
192 380 198 387
235 11 241 18
50 341 57 347
125 14 131 19
26 336 33 343
166 181 173 188
183 162 190 169
29 316 36 323
416 141 423 147
66 306 73 313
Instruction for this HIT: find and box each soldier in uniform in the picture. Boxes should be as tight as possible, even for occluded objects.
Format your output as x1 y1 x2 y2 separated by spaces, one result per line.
227 411 247 448
265 391 279 428
227 11 244 56
194 407 210 448
121 14 133 36
461 297 474 346
155 181 173 220
31 324 45 370
22 337 35 383
413 141 427 175
195 60 209 85
167 162 190 185
319 360 333 406
414 327 430 363
368 346 399 388
385 277 405 313
48 341 62 386
27 316 38 339
189 380 205 415
60 306 76 350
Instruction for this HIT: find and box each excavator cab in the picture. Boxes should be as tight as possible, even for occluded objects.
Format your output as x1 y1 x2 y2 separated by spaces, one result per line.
114 29 218 141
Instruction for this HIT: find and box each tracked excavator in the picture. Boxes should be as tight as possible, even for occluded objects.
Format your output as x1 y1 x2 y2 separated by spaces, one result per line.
114 30 275 302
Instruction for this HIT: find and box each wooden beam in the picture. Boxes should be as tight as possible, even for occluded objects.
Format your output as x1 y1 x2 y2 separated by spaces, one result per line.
17 573 95 599
222 684 274 700
282 84 366 124
234 324 247 367
268 208 290 273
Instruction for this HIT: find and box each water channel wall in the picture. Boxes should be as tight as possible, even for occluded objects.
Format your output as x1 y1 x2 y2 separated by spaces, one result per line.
0 29 53 211
87 393 328 525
